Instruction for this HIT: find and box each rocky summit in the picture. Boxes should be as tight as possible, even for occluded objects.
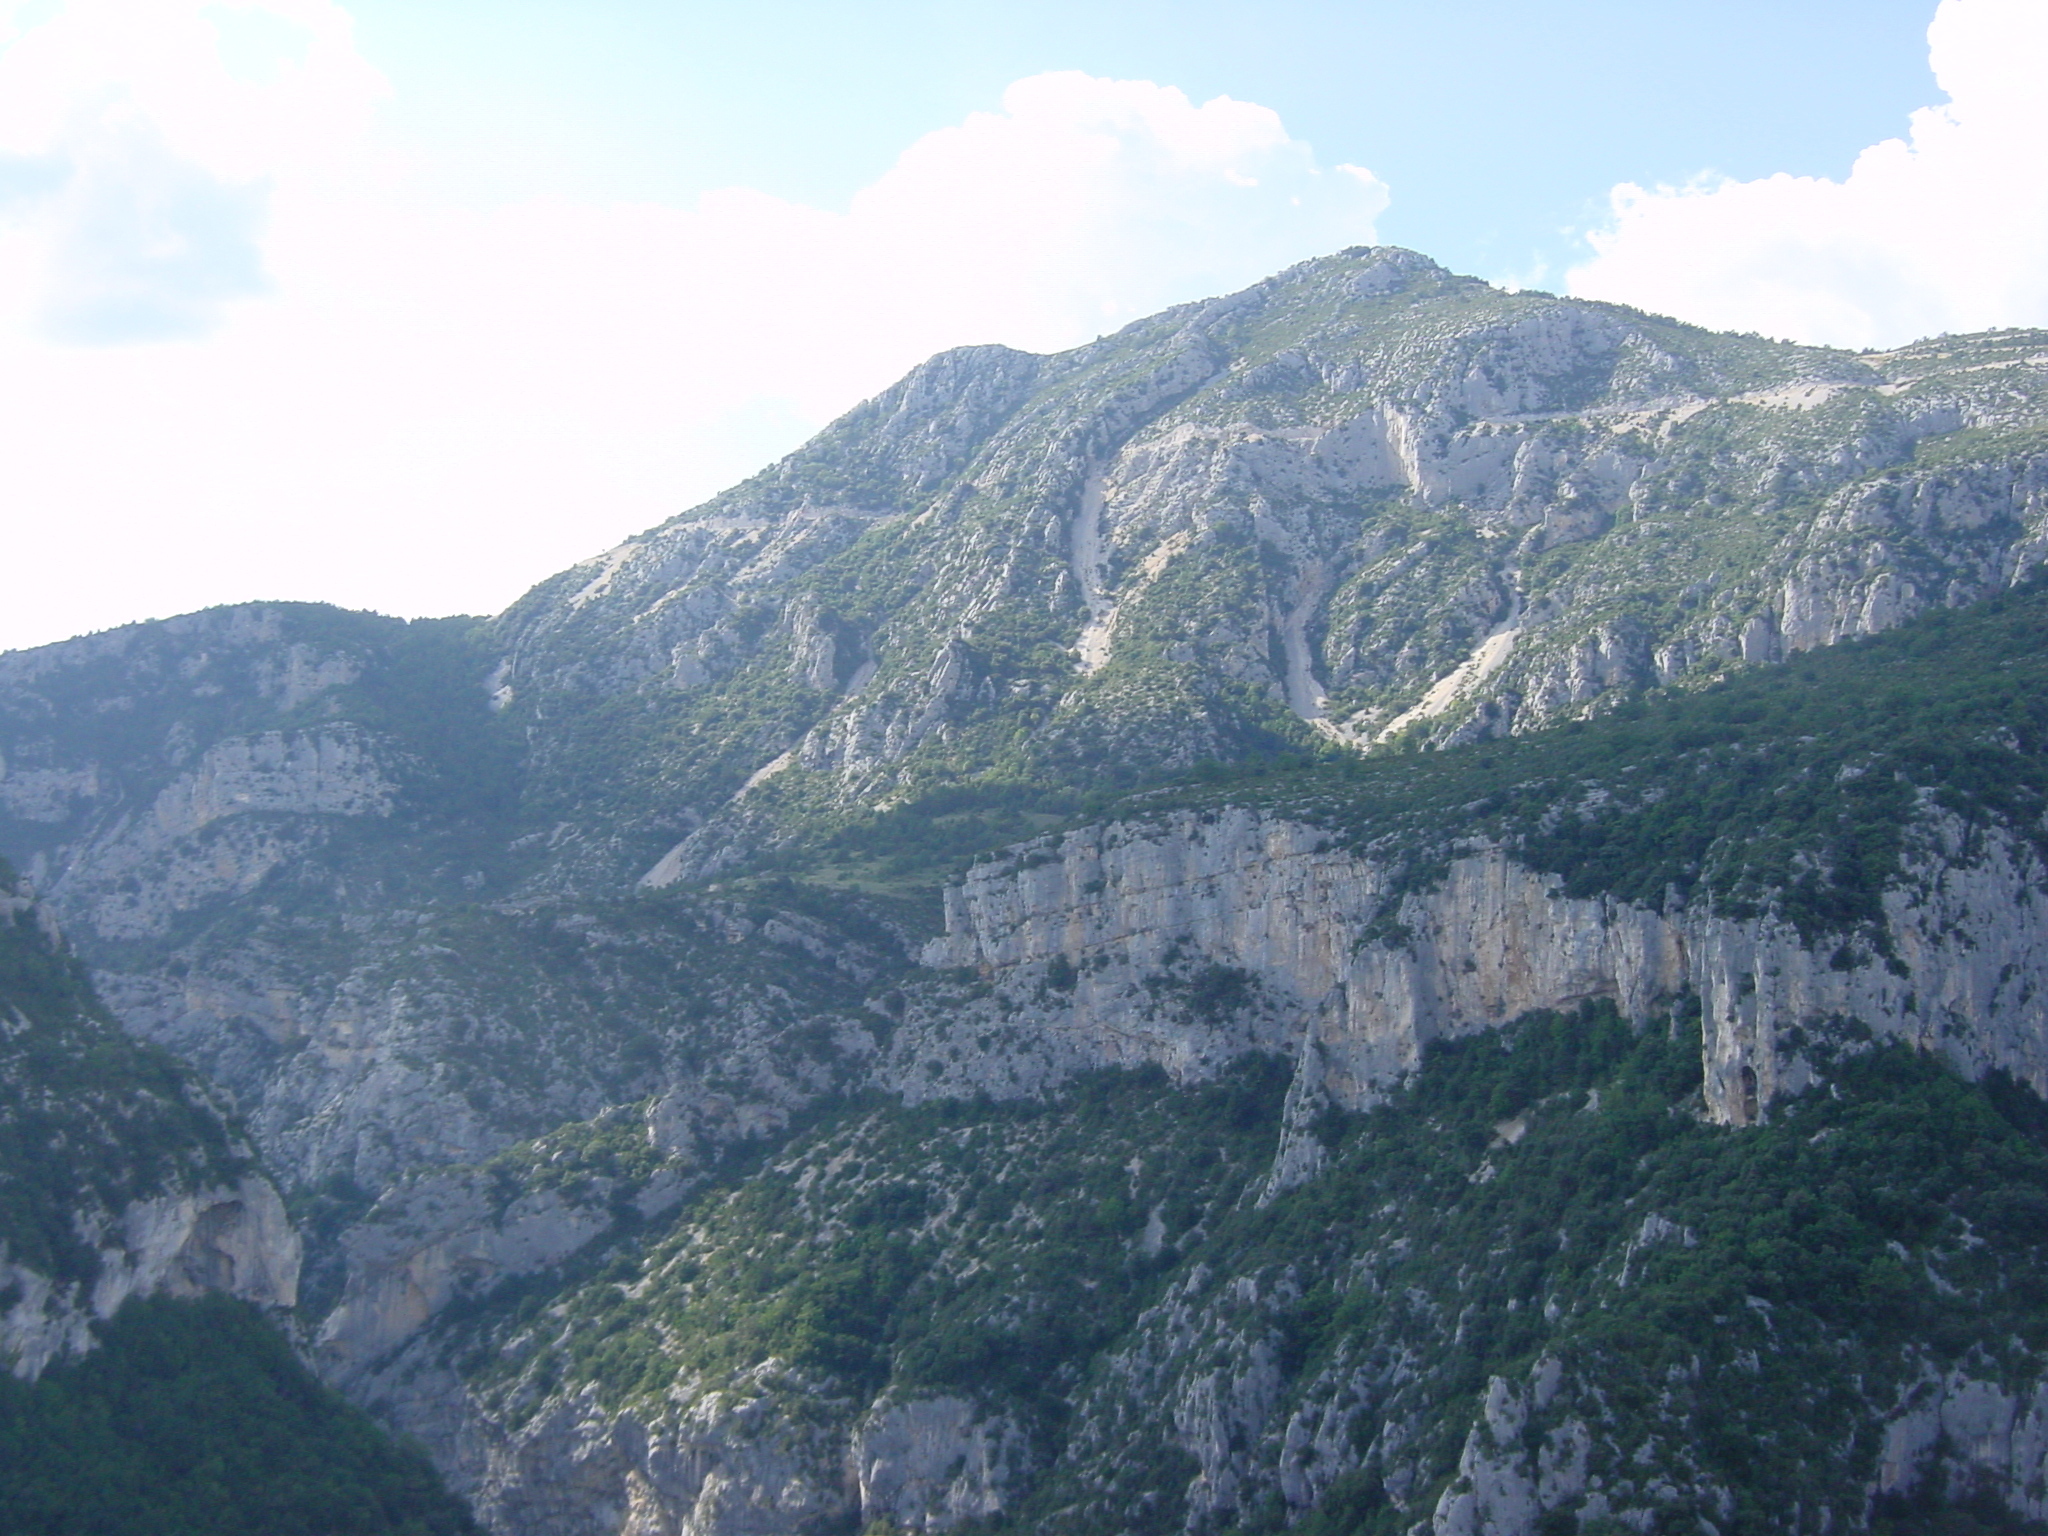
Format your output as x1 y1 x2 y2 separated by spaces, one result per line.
7 247 2048 1536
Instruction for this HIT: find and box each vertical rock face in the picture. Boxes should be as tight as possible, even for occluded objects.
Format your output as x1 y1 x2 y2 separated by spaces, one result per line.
851 1396 1026 1530
55 725 400 941
1 1176 301 1381
1879 1370 2048 1522
912 806 2048 1128
315 1175 649 1385
0 878 301 1380
314 1111 699 1388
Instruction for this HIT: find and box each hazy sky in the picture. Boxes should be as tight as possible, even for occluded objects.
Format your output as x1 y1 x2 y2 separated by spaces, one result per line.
1 0 2041 653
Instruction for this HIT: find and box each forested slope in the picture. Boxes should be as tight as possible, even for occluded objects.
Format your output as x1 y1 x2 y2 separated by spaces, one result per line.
0 868 477 1534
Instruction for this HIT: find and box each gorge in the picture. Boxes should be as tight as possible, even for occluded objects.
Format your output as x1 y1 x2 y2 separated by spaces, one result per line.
8 246 2048 1535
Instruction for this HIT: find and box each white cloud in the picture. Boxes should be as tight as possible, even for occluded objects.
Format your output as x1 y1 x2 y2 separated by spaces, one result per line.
0 7 1385 654
0 0 382 341
40 123 271 342
1568 0 2048 349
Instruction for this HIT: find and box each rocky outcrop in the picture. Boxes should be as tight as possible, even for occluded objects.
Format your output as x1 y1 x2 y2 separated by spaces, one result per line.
911 806 2048 1132
347 1360 1025 1536
6 255 2046 1200
1431 1371 1589 1536
468 250 2048 882
88 894 889 1196
340 1356 854 1536
319 1147 691 1385
1419 1352 2048 1536
5 255 2048 1536
48 726 399 942
852 1395 1027 1530
1879 1367 2048 1520
0 873 303 1380
1 1175 300 1380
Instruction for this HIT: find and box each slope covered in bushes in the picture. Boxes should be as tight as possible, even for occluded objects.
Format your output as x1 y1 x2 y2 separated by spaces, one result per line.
403 1000 2048 1534
0 1294 478 1536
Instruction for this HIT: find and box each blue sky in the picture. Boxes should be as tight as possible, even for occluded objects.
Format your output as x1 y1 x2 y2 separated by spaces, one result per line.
0 0 2041 652
344 0 1939 285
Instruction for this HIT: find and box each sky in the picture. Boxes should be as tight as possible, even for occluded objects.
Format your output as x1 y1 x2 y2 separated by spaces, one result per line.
0 0 2043 653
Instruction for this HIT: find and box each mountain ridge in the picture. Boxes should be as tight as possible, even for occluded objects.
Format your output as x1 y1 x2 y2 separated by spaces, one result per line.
474 245 2048 887
8 246 2048 1534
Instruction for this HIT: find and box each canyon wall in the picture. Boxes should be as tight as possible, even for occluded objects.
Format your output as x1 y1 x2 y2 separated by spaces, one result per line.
911 806 2048 1135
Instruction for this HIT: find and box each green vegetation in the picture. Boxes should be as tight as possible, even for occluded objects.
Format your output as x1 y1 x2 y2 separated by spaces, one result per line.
466 255 2048 890
0 605 515 832
0 877 483 1535
442 1060 1291 1427
0 1294 477 1536
0 604 524 907
1191 1011 2048 1536
12 250 2048 1536
417 994 2048 1534
718 575 2048 963
0 869 249 1284
1143 577 2048 949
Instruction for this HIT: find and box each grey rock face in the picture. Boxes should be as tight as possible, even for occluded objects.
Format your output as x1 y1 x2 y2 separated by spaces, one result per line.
913 805 2048 1127
1879 1368 2048 1520
371 1363 857 1536
8 254 2048 1535
480 253 2048 884
355 1362 1028 1536
1427 1366 1670 1536
54 725 399 941
5 257 2046 1221
852 1395 1027 1530
0 879 300 1380
1 1175 300 1380
317 1160 686 1387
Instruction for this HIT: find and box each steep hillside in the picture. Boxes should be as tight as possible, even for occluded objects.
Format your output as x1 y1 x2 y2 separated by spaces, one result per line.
0 863 295 1378
0 868 479 1533
0 607 903 1194
8 248 2048 1535
488 247 2048 885
316 573 2048 1536
0 1294 479 1536
349 1009 2048 1536
900 580 2048 1138
6 250 2048 1216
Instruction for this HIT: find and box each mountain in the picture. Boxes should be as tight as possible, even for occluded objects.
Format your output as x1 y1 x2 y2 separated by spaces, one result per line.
0 867 478 1535
319 580 2048 1536
486 245 2048 883
0 861 295 1379
7 247 2048 1534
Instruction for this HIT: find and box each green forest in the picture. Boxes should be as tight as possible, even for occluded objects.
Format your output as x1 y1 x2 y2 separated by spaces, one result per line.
0 1294 477 1536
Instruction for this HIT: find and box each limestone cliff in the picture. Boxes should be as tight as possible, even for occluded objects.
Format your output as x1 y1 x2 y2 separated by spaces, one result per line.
316 1109 696 1384
0 1175 301 1380
0 877 300 1380
8 254 2048 1222
911 803 2048 1135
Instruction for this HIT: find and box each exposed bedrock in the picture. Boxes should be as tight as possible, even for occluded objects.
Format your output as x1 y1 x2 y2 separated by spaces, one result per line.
911 807 2048 1137
348 1355 1021 1536
1 1175 300 1380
